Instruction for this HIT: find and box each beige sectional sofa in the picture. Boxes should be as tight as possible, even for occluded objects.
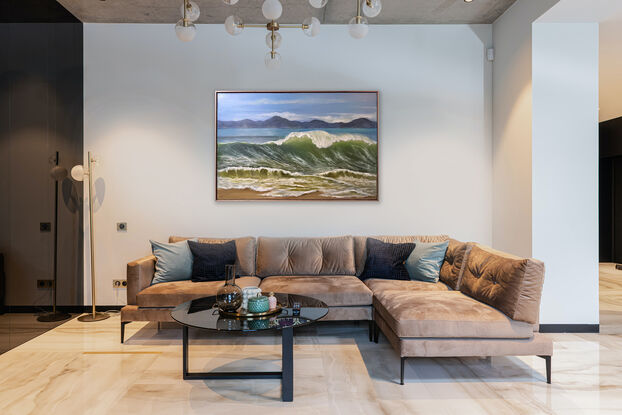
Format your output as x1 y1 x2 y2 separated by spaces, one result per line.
121 235 552 385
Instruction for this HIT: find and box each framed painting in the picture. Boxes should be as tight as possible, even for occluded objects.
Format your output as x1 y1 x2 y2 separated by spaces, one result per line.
215 91 378 201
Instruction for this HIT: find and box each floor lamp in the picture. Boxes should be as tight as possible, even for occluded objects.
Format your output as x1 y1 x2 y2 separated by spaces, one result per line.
37 151 71 322
72 152 109 322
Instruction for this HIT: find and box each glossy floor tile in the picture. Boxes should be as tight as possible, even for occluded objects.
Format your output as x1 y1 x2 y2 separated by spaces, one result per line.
600 263 622 334
0 315 621 415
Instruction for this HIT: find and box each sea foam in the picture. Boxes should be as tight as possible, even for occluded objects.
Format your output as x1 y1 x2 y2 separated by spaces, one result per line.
265 130 375 148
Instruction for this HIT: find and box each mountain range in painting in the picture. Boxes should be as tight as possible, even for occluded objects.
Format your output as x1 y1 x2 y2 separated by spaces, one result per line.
217 115 377 129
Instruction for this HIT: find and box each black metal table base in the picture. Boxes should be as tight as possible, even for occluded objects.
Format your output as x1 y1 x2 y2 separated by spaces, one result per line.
182 325 294 402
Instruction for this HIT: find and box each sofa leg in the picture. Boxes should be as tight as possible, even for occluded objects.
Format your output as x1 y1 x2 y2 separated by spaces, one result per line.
400 357 406 385
373 321 379 343
121 321 129 343
538 355 552 384
368 320 373 342
157 321 161 332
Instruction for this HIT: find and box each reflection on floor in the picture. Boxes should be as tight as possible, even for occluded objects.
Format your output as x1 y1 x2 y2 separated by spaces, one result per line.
0 314 621 414
600 263 622 334
0 312 78 354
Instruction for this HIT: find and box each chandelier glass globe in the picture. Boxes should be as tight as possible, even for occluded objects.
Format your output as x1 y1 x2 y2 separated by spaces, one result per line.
224 15 244 35
302 17 321 37
348 16 368 39
362 0 382 18
175 20 196 42
265 31 282 49
223 0 239 4
180 0 200 21
265 51 282 69
309 0 327 8
262 0 283 20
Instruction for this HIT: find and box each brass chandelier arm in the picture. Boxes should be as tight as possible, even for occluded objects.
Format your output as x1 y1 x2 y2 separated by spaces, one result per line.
236 23 310 30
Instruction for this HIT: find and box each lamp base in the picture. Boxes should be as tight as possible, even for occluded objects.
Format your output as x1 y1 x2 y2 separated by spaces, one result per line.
37 311 72 322
78 312 110 322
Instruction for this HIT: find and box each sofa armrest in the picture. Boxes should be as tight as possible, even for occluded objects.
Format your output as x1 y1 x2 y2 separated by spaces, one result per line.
127 255 156 305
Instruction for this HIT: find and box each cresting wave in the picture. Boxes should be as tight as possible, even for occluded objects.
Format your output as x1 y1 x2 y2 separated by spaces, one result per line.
218 166 376 181
265 130 376 148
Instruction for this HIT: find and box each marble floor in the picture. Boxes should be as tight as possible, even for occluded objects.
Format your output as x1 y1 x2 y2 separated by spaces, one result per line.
0 314 621 415
0 268 620 414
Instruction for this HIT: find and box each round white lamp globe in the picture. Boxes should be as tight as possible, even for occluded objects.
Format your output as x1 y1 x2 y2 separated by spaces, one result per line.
262 0 283 20
309 0 327 8
302 16 321 37
265 31 282 49
180 0 200 21
175 20 196 41
224 15 243 35
362 0 382 18
70 165 85 182
348 16 368 39
265 52 282 69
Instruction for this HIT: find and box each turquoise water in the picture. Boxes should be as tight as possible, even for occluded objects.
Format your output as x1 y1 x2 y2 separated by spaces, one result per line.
216 129 378 199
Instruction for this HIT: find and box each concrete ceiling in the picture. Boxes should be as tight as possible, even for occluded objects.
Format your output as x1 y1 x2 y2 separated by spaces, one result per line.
57 0 517 24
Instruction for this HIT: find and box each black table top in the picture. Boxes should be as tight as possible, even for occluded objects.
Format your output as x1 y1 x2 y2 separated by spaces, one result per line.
171 293 329 332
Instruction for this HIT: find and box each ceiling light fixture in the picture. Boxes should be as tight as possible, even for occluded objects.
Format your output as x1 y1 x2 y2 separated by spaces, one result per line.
175 0 197 42
174 0 381 67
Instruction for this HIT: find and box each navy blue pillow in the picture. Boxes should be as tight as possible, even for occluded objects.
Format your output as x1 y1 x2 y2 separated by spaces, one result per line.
360 238 416 280
188 240 237 282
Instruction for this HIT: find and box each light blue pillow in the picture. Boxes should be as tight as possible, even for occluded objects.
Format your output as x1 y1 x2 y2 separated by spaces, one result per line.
150 239 197 285
404 240 450 283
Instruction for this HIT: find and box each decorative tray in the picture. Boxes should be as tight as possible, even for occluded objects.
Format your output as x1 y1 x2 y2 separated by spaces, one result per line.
219 304 283 318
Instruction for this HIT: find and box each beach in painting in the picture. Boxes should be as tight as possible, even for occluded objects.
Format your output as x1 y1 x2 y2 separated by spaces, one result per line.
216 92 378 200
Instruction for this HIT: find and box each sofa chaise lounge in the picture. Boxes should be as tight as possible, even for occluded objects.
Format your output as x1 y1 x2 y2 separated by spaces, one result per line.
121 235 552 384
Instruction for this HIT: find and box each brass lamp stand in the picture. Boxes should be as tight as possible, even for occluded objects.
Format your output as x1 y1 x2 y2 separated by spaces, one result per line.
73 152 109 322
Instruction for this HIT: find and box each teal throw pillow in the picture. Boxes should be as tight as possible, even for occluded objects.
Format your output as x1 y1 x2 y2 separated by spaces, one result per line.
150 239 197 284
404 240 450 283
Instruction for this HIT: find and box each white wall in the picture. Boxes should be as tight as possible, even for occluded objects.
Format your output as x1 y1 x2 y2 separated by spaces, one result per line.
84 23 493 305
491 0 559 258
532 22 600 325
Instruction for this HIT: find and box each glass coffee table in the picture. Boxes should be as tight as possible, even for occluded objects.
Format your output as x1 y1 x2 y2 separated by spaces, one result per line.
171 293 329 402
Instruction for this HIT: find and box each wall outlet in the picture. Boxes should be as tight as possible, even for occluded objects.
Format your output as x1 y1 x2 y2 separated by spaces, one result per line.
37 279 54 289
40 222 51 232
117 222 127 232
113 279 127 288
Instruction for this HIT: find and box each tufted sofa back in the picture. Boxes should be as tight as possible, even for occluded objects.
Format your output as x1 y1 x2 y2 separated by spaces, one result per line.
256 236 356 277
459 244 545 325
169 236 257 276
439 239 472 290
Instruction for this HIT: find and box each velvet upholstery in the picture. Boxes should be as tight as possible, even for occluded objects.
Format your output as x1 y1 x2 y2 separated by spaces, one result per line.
375 312 553 358
121 305 177 323
169 236 256 276
353 235 449 276
459 244 545 325
324 306 372 321
365 278 451 293
256 236 355 277
373 290 534 338
136 277 261 308
439 239 472 290
127 255 156 305
258 275 372 306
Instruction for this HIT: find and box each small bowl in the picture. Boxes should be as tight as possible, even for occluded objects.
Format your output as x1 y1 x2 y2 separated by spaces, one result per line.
247 296 270 313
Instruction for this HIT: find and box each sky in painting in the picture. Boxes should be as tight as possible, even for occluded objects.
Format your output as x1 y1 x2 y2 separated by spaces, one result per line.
217 92 377 123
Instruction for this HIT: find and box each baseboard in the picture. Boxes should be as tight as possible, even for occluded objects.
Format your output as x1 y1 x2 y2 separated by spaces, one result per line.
1 305 123 314
539 324 599 333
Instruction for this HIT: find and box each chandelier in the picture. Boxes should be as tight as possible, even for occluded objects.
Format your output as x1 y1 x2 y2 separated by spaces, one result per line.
175 0 383 68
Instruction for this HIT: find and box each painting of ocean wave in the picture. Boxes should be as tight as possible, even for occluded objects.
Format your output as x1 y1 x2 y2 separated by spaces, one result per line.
215 91 378 200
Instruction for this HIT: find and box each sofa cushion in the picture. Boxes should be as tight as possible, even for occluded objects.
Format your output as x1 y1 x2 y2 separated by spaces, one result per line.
136 276 261 308
256 236 355 277
169 236 256 276
405 240 449 283
365 278 451 293
150 239 196 285
258 275 372 307
188 240 236 282
354 235 449 276
359 238 416 281
439 239 472 290
373 290 534 339
459 245 545 325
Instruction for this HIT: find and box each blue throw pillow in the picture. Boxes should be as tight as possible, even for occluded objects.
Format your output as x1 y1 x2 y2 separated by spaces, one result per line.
405 240 450 283
359 238 416 280
150 239 196 285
